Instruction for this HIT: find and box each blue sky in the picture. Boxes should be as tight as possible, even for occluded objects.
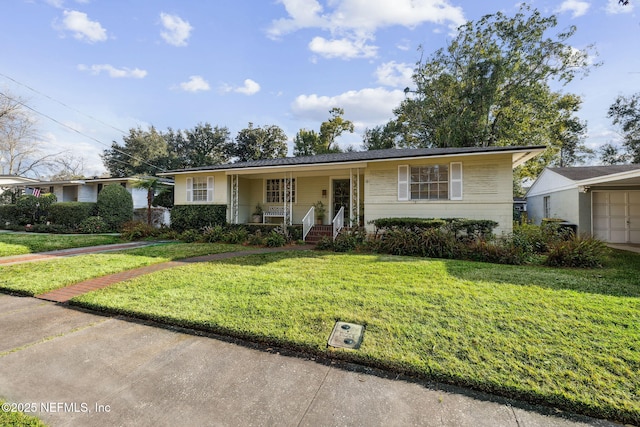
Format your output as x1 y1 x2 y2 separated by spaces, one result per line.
1 0 638 176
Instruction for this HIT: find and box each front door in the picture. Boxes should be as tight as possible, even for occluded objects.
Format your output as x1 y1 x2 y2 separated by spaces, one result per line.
332 179 350 221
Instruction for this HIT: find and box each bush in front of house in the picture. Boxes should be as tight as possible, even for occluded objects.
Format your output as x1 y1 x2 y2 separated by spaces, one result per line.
48 202 97 228
544 235 609 268
96 184 133 231
77 216 108 234
120 221 160 240
170 205 227 233
0 204 18 228
14 193 57 225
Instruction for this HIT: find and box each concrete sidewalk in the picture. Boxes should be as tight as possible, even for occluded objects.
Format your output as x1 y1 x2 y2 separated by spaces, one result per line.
0 294 617 427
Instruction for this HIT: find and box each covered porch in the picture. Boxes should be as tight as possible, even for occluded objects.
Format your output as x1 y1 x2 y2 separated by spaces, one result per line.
226 166 364 240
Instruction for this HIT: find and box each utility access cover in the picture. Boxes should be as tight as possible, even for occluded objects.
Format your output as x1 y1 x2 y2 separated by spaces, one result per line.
328 321 364 350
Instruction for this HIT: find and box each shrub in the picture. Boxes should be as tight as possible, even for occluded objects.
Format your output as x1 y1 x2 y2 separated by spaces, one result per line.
315 236 335 251
0 204 18 227
179 229 202 243
372 217 447 232
152 187 174 208
202 225 225 243
120 221 158 241
170 205 226 233
544 235 608 268
223 228 249 244
48 202 96 228
96 184 133 231
265 231 286 247
14 194 56 224
78 216 108 234
465 238 530 265
333 227 367 252
31 223 74 234
447 219 498 241
247 230 266 246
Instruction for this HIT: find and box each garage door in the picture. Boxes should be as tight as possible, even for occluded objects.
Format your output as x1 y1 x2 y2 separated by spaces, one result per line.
593 191 640 243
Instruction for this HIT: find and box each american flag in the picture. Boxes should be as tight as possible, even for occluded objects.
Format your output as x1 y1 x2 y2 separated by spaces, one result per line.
27 187 41 197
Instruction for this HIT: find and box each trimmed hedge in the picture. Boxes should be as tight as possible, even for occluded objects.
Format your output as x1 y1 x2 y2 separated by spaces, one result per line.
170 204 227 232
97 184 133 231
48 202 97 228
0 204 18 227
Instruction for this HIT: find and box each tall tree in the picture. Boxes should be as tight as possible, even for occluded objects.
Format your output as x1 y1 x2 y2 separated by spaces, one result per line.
166 123 232 169
362 122 402 150
293 129 321 157
233 122 287 162
606 93 640 163
318 107 354 153
392 4 595 177
102 126 169 177
0 91 58 176
293 108 354 156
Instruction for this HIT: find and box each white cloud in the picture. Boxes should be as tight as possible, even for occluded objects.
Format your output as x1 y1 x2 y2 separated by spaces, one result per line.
291 87 405 126
555 0 591 18
178 76 210 92
606 0 633 14
160 13 193 46
78 64 147 78
235 79 261 95
268 0 465 59
220 79 261 95
60 10 107 43
309 36 377 59
375 61 414 88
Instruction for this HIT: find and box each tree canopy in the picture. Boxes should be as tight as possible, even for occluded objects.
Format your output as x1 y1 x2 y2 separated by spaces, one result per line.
293 108 354 156
387 4 595 178
604 93 640 164
102 123 233 176
232 122 288 162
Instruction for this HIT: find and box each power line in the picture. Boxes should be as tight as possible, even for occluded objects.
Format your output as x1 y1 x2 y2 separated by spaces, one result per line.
0 71 129 136
0 91 166 173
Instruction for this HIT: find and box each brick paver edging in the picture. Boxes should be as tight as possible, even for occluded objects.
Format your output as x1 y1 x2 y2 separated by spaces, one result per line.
36 245 314 303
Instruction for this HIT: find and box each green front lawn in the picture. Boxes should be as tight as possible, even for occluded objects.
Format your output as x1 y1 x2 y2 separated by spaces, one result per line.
0 243 247 295
0 233 123 257
71 249 640 424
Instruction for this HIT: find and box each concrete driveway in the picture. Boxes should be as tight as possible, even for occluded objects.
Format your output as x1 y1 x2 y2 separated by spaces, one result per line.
0 294 618 427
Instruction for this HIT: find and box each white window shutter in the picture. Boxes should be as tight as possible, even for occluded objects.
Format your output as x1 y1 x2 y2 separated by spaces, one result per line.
186 177 193 202
207 176 214 202
398 165 409 201
450 162 463 200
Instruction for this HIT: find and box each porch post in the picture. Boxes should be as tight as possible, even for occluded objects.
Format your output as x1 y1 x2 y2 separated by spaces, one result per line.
349 168 360 227
231 174 239 224
283 172 293 225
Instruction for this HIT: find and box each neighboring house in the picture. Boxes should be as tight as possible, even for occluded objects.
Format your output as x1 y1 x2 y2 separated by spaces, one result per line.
0 175 39 190
4 176 174 210
160 146 545 239
526 165 640 244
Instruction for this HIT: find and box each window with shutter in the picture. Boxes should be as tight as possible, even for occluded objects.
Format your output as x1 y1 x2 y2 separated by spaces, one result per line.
186 177 193 202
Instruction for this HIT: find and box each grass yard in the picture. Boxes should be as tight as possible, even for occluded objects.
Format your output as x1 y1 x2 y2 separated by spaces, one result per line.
0 233 123 257
72 249 640 424
0 243 247 295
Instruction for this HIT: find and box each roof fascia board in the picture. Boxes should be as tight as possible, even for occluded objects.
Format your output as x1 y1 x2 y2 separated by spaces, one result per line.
159 147 544 176
575 169 640 186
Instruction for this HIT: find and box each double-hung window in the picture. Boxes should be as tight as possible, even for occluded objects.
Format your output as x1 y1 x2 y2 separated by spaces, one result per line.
398 162 462 201
186 176 214 203
265 178 296 203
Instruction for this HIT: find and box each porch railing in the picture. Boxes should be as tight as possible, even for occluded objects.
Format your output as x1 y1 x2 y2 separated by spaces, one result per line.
302 206 315 241
332 206 344 240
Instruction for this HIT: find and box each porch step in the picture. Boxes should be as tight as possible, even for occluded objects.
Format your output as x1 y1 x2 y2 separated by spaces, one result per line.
305 225 333 244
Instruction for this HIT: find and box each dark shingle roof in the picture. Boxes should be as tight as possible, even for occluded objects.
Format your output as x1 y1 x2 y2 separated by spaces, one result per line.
550 164 640 181
163 145 546 174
